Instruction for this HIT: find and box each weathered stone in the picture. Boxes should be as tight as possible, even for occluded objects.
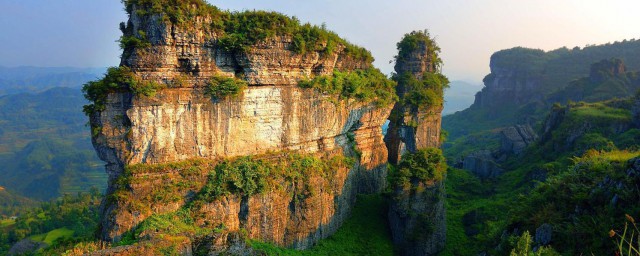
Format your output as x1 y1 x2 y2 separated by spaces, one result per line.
91 3 394 250
388 181 446 256
500 124 538 155
472 63 543 109
462 150 503 179
385 33 446 256
535 223 553 245
7 239 47 256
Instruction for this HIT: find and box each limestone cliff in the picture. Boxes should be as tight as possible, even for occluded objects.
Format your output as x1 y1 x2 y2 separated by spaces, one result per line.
90 1 390 250
472 50 544 108
87 2 446 254
385 31 447 256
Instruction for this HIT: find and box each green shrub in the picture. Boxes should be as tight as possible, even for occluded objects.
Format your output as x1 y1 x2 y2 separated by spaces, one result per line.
395 71 449 109
82 66 165 115
509 231 559 256
118 30 151 51
395 30 443 71
390 148 447 190
250 194 394 255
204 76 248 99
122 0 373 62
298 67 398 106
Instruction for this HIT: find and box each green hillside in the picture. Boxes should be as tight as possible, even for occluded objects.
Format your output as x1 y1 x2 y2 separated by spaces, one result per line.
0 87 106 200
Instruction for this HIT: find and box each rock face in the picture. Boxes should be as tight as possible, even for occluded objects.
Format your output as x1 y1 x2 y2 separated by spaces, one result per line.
385 35 442 164
90 4 447 254
121 7 367 88
589 58 626 83
462 150 503 180
472 52 543 109
385 32 446 256
388 182 446 256
91 3 390 249
499 124 538 155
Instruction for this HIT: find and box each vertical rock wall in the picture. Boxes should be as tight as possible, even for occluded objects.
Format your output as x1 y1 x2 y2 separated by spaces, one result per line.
385 32 447 256
90 3 392 249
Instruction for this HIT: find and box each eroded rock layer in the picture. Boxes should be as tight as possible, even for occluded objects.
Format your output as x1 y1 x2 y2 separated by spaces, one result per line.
90 2 392 249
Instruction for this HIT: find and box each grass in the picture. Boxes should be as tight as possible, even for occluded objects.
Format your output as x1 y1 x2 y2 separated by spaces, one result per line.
571 102 632 122
442 168 511 255
0 219 15 228
29 228 75 245
250 194 395 255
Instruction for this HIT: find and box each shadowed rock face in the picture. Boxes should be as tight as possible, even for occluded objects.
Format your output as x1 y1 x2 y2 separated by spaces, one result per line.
388 181 446 256
500 124 538 156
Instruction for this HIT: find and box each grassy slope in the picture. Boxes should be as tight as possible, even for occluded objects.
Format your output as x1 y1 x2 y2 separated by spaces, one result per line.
443 99 640 255
251 194 395 255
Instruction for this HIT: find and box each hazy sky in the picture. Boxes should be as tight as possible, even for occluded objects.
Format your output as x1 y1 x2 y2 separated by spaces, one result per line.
1 0 639 82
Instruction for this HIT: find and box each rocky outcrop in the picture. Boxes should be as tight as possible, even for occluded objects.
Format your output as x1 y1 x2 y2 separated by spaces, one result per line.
472 49 545 109
389 181 446 256
462 150 503 180
385 31 443 164
499 124 538 155
91 2 392 250
7 239 46 256
121 6 367 88
589 58 626 83
541 105 568 143
385 31 446 256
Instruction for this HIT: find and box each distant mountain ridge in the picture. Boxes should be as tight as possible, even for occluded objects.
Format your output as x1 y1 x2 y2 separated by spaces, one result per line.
0 87 106 200
444 39 640 139
0 66 105 95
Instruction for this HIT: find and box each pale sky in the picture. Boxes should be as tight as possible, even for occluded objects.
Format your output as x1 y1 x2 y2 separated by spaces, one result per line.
1 0 639 83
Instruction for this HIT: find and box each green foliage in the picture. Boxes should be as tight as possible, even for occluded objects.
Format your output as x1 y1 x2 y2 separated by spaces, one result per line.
118 30 151 51
82 66 134 115
82 66 164 115
196 157 271 200
0 190 103 255
445 40 640 142
195 154 353 202
111 152 355 246
250 194 394 256
509 231 559 256
395 30 443 71
217 11 372 61
395 71 449 109
298 67 398 107
391 30 448 115
390 148 447 190
122 0 225 25
507 150 640 255
610 214 640 256
204 76 248 99
122 0 373 62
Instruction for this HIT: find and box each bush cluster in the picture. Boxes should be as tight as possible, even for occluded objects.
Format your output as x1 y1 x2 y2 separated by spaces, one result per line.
121 0 373 62
204 76 248 100
390 148 447 190
395 71 449 109
298 67 398 107
395 30 443 72
81 66 164 115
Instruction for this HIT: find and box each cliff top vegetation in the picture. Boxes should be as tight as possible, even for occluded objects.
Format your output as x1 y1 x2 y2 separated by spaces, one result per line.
121 0 373 62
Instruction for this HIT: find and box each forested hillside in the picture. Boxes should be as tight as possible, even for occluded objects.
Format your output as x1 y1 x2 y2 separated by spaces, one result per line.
0 87 105 201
